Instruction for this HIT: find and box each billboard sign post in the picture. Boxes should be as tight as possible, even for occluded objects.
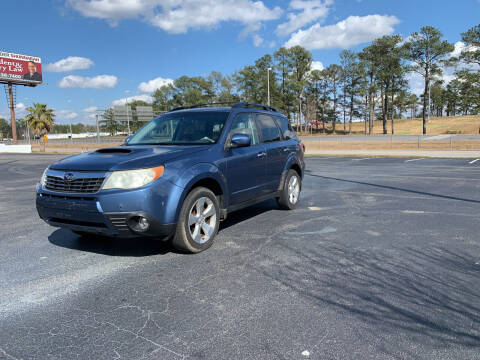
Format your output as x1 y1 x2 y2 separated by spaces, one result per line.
0 51 43 144
8 83 17 143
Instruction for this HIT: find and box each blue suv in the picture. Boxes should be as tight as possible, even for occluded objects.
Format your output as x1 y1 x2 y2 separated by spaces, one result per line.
36 103 305 253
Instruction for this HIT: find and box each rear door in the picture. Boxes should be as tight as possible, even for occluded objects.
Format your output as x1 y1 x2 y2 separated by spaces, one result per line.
255 113 286 194
225 113 267 205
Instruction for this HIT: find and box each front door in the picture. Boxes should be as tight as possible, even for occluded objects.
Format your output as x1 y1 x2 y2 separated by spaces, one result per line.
226 113 266 205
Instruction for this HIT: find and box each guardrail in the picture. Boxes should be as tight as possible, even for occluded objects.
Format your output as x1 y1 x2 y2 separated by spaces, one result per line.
301 135 480 151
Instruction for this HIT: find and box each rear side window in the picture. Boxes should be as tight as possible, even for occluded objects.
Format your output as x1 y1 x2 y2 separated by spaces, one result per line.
275 116 297 140
256 114 281 143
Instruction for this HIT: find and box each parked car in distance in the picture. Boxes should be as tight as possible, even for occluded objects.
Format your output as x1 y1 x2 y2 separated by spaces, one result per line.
36 103 305 253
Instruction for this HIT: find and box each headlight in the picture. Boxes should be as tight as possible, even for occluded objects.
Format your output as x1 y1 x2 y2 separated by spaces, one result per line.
40 168 48 186
102 165 164 190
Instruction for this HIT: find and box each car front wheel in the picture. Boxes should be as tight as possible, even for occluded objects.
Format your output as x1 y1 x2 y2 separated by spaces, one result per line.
172 187 220 253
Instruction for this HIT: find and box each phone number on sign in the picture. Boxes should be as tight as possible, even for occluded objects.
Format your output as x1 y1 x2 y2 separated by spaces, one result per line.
0 73 22 80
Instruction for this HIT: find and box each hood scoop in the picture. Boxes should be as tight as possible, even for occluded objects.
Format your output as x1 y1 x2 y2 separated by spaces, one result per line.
95 147 132 154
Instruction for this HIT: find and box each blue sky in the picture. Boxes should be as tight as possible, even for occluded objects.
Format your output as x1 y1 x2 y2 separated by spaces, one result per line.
1 0 479 124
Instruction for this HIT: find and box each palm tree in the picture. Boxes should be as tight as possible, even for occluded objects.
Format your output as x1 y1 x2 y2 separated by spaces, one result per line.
25 103 55 136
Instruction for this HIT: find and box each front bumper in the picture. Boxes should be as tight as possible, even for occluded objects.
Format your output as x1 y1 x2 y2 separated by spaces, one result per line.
36 178 183 239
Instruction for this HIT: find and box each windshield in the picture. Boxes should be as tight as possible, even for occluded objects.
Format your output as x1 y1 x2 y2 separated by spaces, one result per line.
127 111 229 145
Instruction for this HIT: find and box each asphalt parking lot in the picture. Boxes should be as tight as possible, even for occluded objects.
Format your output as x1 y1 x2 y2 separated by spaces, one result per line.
1 154 479 360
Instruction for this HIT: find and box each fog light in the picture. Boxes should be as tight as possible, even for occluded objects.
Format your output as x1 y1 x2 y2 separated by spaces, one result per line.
138 217 149 231
129 216 150 232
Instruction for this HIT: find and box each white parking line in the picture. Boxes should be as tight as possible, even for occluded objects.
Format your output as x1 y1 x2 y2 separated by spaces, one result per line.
405 158 425 163
352 157 374 161
469 159 480 164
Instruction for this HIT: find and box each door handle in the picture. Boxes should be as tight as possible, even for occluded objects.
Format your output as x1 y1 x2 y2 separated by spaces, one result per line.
257 151 266 157
283 147 290 152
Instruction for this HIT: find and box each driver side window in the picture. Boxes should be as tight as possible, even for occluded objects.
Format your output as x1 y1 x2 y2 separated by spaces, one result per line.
228 113 259 146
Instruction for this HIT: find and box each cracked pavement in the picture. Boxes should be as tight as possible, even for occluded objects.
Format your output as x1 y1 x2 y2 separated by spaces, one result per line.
1 154 480 359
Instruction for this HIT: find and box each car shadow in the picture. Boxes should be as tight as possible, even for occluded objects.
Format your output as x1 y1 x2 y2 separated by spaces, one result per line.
48 199 282 256
219 198 280 231
48 228 173 257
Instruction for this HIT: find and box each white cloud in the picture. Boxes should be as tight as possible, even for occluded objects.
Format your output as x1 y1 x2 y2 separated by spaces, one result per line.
112 94 153 106
83 106 98 112
68 0 158 25
284 14 400 49
450 41 479 58
138 77 174 93
407 70 457 96
311 60 324 71
58 110 79 120
44 56 94 72
252 34 264 47
151 1 282 34
59 75 118 89
275 0 332 37
66 112 78 119
450 41 466 58
15 103 26 111
9 102 27 118
407 71 432 96
69 0 282 41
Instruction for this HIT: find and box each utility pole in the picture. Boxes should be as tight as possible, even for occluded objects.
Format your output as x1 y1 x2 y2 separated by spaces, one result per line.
427 81 431 124
8 82 17 144
126 103 131 135
267 67 272 106
125 90 131 135
96 114 100 143
69 120 73 143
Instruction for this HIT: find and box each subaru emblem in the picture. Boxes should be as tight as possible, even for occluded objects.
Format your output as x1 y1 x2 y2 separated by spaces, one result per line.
64 173 75 182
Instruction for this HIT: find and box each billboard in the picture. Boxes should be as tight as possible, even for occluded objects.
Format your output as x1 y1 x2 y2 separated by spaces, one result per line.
0 51 42 85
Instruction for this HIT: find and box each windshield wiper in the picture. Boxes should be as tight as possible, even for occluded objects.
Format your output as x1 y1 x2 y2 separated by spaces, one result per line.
127 142 214 146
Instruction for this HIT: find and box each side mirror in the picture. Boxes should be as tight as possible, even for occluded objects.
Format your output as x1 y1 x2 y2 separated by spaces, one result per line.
124 135 133 145
230 133 251 148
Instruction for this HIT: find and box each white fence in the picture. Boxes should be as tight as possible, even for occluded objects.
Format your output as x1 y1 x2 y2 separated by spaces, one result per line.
0 144 32 153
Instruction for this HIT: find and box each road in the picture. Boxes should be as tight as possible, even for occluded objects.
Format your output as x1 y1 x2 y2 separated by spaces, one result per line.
1 154 480 359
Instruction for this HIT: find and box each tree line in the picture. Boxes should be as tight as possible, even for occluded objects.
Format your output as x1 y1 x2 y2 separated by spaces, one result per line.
4 24 478 138
145 24 479 135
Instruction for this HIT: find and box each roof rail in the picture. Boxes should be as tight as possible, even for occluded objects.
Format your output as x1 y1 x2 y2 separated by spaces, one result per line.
232 102 279 112
169 102 238 112
168 102 280 113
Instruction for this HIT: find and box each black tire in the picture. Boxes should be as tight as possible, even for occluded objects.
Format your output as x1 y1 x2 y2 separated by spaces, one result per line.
172 187 220 253
277 169 301 210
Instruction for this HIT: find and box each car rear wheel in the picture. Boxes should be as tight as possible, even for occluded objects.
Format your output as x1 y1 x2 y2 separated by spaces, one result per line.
172 187 220 253
277 169 301 210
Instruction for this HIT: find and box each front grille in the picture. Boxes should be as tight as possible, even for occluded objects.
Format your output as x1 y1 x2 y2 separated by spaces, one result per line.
45 175 104 193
